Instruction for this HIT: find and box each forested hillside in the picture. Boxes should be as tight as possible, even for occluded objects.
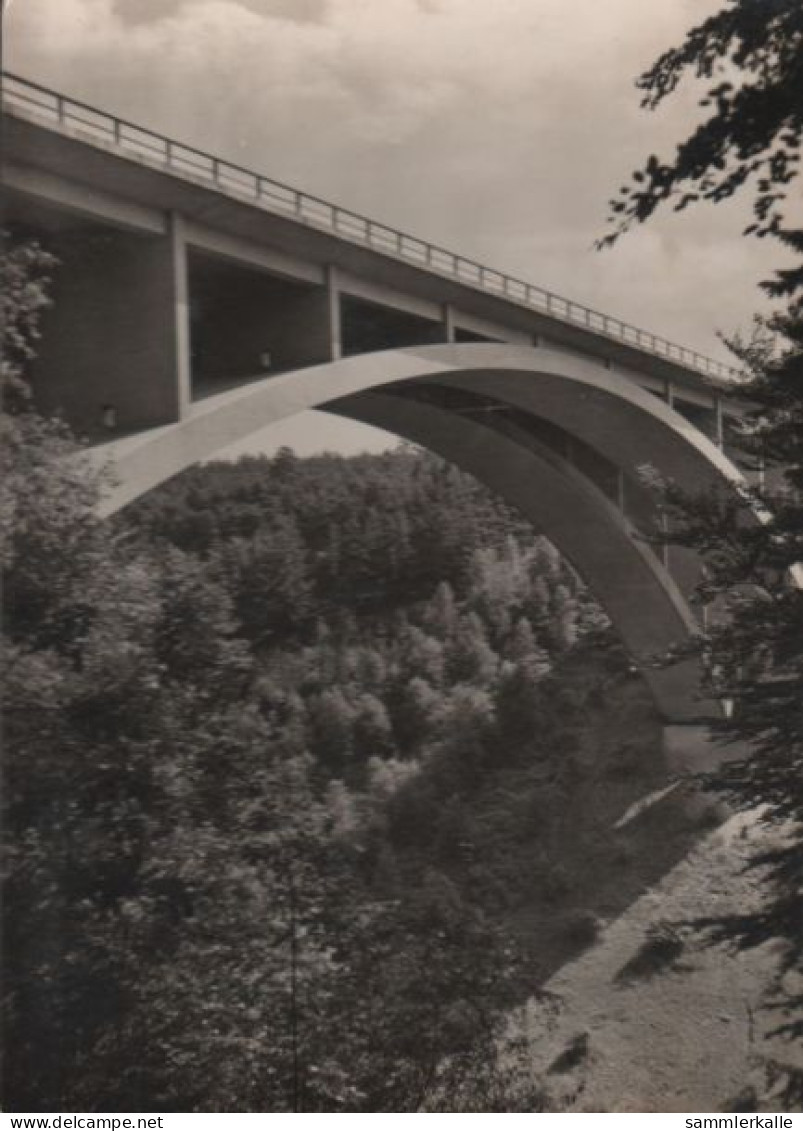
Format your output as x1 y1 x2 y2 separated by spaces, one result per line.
128 451 705 1085
4 375 707 1110
125 449 708 978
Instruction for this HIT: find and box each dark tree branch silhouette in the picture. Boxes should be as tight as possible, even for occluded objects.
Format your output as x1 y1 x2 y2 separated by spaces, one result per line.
602 0 803 1105
599 0 803 267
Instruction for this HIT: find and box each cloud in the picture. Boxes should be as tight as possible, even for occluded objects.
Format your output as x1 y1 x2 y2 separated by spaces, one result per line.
110 0 188 23
109 0 328 25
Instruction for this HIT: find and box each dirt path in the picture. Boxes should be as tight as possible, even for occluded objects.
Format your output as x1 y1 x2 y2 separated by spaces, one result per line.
512 813 801 1112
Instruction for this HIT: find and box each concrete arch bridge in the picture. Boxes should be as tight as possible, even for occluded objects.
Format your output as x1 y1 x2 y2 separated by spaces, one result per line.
0 73 752 729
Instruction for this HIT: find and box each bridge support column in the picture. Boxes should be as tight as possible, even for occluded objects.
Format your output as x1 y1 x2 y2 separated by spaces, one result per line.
443 302 457 343
33 217 191 435
170 213 193 419
271 264 341 366
325 265 342 361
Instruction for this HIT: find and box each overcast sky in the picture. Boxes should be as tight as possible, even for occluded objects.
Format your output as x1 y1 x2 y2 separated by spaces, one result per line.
4 0 787 455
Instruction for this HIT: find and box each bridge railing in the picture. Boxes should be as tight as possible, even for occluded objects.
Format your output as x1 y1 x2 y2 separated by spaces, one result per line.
2 71 741 385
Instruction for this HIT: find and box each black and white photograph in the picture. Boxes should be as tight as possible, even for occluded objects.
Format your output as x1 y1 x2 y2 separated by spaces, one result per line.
1 0 802 1114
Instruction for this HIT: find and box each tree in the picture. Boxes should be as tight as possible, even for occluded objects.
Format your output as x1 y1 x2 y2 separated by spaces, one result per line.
0 234 58 411
332 867 543 1112
214 520 314 646
0 233 565 1113
600 0 803 267
447 612 499 686
603 0 803 1100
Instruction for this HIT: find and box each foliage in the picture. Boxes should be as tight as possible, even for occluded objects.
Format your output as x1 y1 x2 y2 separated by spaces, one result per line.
603 0 803 1095
0 233 58 411
0 239 565 1111
652 320 803 1053
3 229 708 1111
600 0 803 268
123 446 537 627
5 376 683 1109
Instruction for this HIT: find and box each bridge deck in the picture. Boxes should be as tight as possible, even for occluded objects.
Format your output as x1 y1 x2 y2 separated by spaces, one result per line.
1 71 739 388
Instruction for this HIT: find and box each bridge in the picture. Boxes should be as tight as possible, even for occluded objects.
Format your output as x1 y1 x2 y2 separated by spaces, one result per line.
1 72 751 727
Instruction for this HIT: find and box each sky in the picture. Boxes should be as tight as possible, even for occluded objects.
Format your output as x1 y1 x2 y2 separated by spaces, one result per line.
3 0 788 456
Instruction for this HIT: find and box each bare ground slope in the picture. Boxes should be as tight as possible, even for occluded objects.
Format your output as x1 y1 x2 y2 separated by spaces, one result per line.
513 813 802 1112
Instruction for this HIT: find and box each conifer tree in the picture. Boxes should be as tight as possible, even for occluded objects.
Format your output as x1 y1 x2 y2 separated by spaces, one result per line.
603 0 803 1081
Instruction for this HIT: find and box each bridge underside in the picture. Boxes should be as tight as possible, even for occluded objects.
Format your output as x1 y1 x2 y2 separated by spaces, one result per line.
87 343 747 724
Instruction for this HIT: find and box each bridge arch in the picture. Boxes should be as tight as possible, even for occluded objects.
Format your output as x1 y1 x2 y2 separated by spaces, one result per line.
91 344 746 722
